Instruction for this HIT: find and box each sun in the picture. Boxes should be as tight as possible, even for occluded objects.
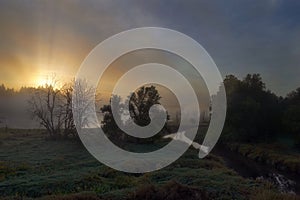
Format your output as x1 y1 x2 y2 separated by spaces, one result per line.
34 74 62 89
35 77 49 87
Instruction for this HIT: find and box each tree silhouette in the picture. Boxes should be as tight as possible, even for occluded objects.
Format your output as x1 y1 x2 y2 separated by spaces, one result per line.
283 87 300 147
28 83 63 138
101 85 169 143
129 85 163 126
28 78 96 139
223 74 282 142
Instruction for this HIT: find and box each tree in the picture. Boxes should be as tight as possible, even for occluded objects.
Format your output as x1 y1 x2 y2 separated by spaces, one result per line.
0 84 15 96
60 82 76 138
29 78 97 139
222 74 282 142
100 95 122 133
282 87 300 147
29 83 64 138
72 79 97 132
101 85 169 143
129 85 163 126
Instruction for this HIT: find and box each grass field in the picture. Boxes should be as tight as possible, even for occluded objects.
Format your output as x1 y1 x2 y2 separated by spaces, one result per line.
227 143 300 174
0 129 299 200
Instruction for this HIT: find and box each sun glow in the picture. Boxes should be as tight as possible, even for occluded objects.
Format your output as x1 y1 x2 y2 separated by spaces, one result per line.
34 74 62 89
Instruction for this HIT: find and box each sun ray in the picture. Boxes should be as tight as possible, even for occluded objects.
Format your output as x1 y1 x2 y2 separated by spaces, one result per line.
34 72 62 89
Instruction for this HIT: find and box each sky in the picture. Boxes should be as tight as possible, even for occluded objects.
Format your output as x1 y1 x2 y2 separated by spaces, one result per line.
0 0 300 96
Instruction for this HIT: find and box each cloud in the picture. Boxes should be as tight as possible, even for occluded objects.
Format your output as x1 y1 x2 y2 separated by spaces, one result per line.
0 0 299 96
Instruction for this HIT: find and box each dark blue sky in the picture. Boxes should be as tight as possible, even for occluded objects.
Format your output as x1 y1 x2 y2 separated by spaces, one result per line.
0 0 299 96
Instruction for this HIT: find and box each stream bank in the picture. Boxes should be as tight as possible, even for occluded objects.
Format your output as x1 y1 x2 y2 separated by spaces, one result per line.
212 145 300 195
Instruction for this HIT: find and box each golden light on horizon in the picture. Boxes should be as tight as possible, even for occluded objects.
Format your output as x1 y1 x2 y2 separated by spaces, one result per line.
33 72 63 89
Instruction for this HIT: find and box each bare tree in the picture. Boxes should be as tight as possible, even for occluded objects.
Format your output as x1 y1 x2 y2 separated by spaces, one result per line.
61 82 76 138
72 79 97 131
29 77 98 139
61 79 98 137
29 83 64 138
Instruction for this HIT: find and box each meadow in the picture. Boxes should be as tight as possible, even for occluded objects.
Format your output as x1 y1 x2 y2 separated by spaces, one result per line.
0 129 299 200
227 143 300 174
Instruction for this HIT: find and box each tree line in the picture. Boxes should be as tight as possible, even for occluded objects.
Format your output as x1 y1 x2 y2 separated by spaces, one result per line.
0 73 299 147
222 74 300 148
